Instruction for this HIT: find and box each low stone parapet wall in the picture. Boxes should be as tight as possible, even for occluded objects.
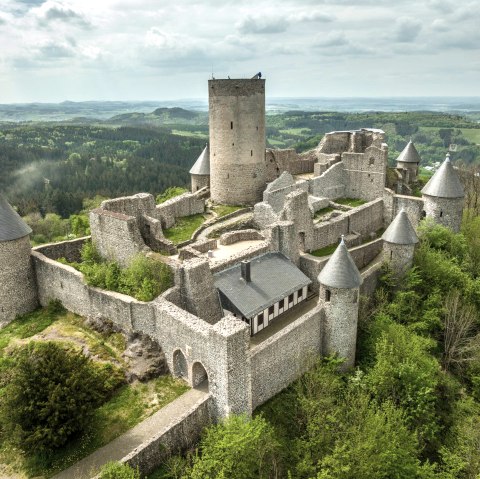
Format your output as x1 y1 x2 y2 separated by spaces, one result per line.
219 229 265 246
155 193 205 229
33 237 88 262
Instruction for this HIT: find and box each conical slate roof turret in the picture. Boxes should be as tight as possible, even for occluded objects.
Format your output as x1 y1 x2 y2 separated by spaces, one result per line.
189 144 210 175
0 195 32 242
318 237 363 289
421 153 464 198
396 140 421 164
382 208 419 245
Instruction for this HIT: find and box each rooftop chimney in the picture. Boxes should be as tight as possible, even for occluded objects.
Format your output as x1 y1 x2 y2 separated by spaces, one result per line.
241 260 251 282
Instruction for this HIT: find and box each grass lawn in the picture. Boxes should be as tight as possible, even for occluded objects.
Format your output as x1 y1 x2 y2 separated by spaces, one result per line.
310 243 338 257
212 204 243 217
163 214 207 244
459 128 480 144
334 198 367 207
314 206 334 219
0 305 189 478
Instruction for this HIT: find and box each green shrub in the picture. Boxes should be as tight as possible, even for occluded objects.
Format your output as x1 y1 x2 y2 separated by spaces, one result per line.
156 187 188 204
99 461 140 479
0 341 122 453
64 242 173 302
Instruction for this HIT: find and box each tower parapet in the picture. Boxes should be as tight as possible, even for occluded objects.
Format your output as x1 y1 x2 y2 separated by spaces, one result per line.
208 78 266 205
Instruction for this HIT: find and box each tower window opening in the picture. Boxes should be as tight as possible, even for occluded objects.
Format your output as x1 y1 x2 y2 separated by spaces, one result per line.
230 121 233 129
353 291 358 303
440 210 443 217
256 126 259 131
325 290 331 302
251 150 253 156
390 250 393 260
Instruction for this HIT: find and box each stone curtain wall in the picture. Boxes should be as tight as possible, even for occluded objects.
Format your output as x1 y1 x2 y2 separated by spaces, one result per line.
31 247 252 419
36 237 87 263
0 236 38 326
383 189 424 228
312 199 384 251
250 305 323 409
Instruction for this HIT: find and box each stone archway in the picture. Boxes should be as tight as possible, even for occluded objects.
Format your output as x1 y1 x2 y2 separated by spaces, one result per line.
191 361 209 390
173 349 188 380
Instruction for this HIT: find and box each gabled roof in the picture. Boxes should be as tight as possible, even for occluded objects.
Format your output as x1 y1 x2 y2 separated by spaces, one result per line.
421 154 464 198
396 140 421 164
318 238 363 289
214 252 312 319
0 195 32 242
382 209 419 245
189 144 210 176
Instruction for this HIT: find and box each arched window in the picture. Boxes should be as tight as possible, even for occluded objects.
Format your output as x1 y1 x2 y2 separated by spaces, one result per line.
173 349 188 379
191 362 209 389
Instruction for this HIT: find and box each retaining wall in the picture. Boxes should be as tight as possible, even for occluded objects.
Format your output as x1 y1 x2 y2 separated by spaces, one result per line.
155 193 205 229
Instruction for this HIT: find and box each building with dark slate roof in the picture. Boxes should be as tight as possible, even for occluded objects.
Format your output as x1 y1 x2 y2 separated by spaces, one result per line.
214 252 312 335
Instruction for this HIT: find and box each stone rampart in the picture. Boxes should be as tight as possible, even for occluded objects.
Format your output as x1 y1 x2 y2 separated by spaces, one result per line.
346 198 384 236
313 215 349 250
250 304 323 409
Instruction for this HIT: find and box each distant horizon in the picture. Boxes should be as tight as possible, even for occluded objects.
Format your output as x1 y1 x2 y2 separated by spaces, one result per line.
2 95 480 106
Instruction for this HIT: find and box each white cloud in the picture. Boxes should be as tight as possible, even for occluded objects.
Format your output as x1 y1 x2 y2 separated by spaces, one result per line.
393 17 423 42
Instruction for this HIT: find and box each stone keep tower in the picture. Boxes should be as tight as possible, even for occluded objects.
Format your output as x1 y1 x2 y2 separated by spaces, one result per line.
209 78 266 205
382 208 419 277
318 238 363 369
0 196 38 326
421 153 464 232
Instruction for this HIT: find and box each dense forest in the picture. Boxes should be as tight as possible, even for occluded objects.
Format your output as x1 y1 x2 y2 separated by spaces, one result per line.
0 109 479 218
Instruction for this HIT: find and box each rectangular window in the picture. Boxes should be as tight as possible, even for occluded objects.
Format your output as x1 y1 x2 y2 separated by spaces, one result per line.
230 121 233 129
268 305 274 316
298 289 303 300
325 290 331 302
288 293 294 303
257 313 264 327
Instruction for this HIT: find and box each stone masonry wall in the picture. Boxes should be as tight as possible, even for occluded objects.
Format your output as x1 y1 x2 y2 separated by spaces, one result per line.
383 189 424 228
121 394 213 477
90 209 147 267
250 305 323 409
263 172 309 214
309 161 347 199
0 236 38 326
319 286 359 369
382 242 416 277
31 247 252 419
34 237 87 263
155 193 205 229
423 195 464 232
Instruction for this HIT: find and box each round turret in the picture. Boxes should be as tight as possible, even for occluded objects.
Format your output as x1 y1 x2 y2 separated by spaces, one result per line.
0 196 38 326
421 153 464 232
396 140 421 183
190 144 210 192
318 237 362 368
208 78 266 205
382 208 419 277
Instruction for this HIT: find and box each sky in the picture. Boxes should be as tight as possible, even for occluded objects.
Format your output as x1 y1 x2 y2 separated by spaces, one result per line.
0 0 479 103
